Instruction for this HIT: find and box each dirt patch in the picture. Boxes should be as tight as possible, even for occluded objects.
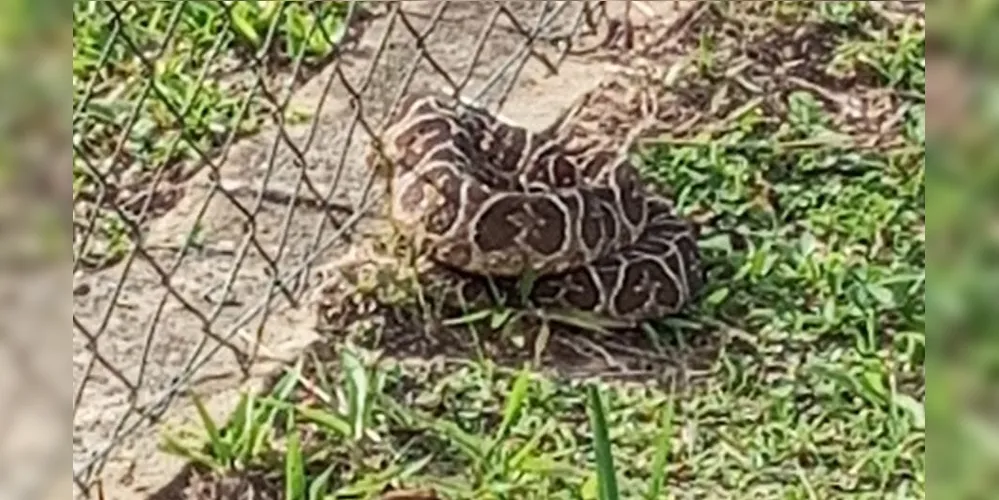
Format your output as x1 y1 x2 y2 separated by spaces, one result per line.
150 465 283 500
72 1 688 498
326 302 726 386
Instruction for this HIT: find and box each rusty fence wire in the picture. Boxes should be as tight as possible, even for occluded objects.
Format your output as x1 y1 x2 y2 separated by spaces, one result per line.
69 0 629 496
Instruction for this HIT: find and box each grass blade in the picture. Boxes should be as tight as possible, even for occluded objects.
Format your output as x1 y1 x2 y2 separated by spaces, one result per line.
518 268 538 304
646 398 675 500
532 321 552 367
251 403 281 461
229 2 262 48
541 309 634 334
484 368 532 463
297 405 353 437
581 473 600 500
490 308 514 329
507 420 555 471
227 393 251 464
342 348 370 440
519 456 588 479
442 308 493 327
285 429 306 500
308 464 335 500
159 432 221 472
191 392 230 464
586 385 620 500
430 419 487 464
259 397 353 437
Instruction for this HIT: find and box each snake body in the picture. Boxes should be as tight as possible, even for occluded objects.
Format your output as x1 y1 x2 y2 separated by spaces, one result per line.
367 93 703 323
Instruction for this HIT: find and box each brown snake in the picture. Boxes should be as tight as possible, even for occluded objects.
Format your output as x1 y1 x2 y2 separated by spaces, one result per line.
364 92 703 324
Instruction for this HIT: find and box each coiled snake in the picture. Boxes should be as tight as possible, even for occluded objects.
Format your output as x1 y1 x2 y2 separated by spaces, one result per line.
365 92 703 324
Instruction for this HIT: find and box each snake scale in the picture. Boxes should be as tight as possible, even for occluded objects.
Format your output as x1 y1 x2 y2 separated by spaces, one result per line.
365 92 703 324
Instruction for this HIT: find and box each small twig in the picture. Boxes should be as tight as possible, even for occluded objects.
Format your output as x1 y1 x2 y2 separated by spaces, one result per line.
218 179 358 213
552 334 595 361
287 364 335 407
786 75 850 109
592 332 672 362
575 335 626 370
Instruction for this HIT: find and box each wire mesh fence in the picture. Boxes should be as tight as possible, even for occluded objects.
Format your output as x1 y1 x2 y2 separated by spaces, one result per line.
69 0 650 496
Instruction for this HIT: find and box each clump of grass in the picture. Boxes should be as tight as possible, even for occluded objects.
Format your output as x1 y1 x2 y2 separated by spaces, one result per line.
163 351 682 499
162 349 426 498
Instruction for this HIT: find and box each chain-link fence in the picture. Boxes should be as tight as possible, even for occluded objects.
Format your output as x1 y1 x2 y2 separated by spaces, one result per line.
70 1 679 496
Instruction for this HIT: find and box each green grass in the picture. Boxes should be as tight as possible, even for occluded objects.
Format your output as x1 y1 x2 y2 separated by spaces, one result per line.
72 0 351 268
153 2 926 499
